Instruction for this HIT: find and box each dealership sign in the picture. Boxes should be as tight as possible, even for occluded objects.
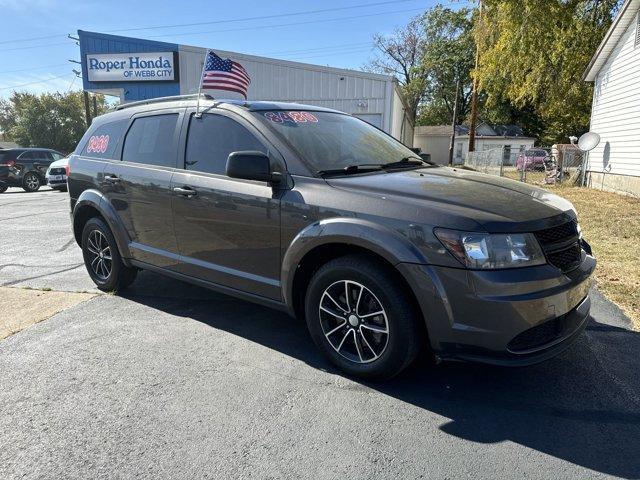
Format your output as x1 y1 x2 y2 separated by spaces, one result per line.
86 52 177 82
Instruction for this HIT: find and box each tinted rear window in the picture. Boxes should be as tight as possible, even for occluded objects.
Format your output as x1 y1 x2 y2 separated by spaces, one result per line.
122 114 179 168
81 119 128 159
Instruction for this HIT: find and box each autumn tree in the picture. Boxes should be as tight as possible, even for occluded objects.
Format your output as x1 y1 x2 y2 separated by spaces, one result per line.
474 0 621 144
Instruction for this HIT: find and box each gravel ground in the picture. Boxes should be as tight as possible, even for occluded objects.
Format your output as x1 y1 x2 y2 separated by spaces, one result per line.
1 188 639 479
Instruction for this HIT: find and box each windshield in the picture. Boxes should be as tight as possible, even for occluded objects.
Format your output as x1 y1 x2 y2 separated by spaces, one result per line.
253 110 426 174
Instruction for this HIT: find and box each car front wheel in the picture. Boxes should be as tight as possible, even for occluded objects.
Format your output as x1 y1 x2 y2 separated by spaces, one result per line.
22 172 41 192
81 217 137 292
305 255 422 380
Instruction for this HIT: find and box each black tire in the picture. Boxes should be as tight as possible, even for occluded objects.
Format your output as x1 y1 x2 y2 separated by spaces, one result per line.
81 217 137 292
305 255 422 380
0 185 7 193
22 172 41 192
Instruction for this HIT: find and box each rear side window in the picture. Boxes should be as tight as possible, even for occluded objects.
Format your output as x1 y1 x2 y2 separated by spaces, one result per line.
81 119 128 159
122 114 179 168
185 114 266 175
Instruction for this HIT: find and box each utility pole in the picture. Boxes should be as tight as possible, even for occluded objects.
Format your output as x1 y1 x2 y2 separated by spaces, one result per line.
82 91 92 128
92 95 98 118
468 0 483 153
448 77 461 167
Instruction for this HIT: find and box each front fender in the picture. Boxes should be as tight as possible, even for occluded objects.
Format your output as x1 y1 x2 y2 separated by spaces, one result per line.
73 189 132 262
281 217 429 310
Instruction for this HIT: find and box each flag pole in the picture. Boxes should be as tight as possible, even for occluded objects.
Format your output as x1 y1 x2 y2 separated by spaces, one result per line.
195 49 209 118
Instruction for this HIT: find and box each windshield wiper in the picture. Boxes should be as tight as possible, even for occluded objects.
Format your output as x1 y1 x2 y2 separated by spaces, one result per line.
382 156 432 170
317 164 383 177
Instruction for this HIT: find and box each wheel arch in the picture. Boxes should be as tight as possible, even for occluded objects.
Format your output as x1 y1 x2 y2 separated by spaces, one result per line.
282 218 430 324
72 189 132 263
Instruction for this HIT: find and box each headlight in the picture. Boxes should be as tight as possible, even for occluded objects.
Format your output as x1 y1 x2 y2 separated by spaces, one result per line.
434 228 546 269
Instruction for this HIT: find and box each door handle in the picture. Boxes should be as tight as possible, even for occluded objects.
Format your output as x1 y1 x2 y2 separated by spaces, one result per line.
104 175 121 183
173 186 197 197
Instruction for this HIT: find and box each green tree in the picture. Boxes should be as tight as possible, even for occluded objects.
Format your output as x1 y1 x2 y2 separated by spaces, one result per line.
418 6 475 126
475 0 621 144
0 91 108 153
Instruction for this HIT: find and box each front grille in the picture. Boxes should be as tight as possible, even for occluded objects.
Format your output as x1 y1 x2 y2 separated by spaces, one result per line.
49 167 66 175
547 243 582 272
535 221 578 245
507 301 585 353
534 221 582 273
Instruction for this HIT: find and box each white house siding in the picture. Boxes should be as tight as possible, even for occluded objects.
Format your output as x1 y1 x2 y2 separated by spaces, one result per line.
588 13 640 194
177 45 411 143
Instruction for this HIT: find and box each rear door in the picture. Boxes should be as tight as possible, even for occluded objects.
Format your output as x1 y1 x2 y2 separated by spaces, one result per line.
104 109 184 268
171 109 282 300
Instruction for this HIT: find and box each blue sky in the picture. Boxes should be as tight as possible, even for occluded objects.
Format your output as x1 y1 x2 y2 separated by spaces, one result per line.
0 0 469 99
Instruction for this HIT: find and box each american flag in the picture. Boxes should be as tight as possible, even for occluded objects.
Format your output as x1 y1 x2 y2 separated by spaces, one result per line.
200 50 250 99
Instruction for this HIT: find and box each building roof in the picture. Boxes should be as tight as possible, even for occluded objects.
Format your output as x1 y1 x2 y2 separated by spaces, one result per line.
415 123 532 139
583 0 640 81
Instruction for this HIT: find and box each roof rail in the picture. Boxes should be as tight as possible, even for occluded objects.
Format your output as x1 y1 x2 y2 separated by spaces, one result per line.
114 93 214 111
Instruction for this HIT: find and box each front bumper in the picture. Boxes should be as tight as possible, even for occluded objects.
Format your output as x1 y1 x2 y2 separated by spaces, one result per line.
398 252 596 366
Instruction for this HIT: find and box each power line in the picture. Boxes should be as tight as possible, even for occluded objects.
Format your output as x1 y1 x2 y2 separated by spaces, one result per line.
145 8 423 40
0 0 419 46
112 0 418 33
0 72 73 91
0 63 69 75
0 7 421 53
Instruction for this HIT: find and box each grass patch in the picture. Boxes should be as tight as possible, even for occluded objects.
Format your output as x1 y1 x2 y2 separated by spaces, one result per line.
547 186 640 329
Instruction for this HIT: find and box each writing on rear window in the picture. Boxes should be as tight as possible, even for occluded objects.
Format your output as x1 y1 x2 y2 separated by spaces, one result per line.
87 135 110 154
264 111 318 124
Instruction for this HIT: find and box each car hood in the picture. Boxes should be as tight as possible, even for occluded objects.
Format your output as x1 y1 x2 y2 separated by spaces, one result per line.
49 157 69 169
325 167 576 232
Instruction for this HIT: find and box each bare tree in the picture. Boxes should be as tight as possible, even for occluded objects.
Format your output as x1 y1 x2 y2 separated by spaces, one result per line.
367 17 427 124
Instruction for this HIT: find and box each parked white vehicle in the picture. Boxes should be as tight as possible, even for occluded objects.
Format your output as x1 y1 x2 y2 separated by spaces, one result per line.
45 156 69 191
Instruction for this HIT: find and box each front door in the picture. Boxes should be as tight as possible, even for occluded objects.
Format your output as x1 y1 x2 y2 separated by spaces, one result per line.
171 110 282 300
104 110 184 268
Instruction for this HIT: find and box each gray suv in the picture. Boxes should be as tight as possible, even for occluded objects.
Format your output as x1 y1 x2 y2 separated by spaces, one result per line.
68 95 596 380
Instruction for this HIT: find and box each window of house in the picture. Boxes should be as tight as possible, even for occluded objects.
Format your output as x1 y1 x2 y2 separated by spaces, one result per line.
185 114 266 175
122 114 179 167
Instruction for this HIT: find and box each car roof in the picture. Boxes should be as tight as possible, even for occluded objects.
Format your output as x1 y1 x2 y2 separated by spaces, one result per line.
113 94 344 115
0 148 58 152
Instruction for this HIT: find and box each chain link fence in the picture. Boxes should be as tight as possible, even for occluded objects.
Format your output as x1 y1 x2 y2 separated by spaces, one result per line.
465 146 585 186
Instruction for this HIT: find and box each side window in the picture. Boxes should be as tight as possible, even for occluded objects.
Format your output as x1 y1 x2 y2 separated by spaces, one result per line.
81 119 128 159
18 151 34 162
185 114 266 175
122 114 179 167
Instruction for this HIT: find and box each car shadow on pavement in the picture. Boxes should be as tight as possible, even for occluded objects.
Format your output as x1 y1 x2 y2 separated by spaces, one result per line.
124 271 640 479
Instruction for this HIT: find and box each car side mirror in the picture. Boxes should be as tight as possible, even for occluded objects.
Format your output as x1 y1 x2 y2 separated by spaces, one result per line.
226 151 281 184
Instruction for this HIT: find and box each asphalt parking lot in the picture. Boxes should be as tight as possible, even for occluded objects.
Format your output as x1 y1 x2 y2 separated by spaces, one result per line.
1 187 639 479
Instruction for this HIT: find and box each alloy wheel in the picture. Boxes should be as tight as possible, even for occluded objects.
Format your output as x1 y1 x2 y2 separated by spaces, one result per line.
25 174 39 190
318 280 389 364
86 230 112 280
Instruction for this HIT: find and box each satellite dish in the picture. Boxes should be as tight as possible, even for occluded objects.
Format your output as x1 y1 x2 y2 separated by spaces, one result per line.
577 132 601 152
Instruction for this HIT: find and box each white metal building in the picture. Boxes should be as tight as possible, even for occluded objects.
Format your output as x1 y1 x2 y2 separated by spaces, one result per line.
583 0 640 196
79 30 414 145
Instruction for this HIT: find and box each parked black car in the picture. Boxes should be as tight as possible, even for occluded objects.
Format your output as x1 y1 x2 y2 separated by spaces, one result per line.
68 95 596 380
0 148 65 192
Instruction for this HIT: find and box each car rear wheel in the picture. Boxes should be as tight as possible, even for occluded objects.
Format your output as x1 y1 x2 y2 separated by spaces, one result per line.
22 172 41 192
81 217 137 292
305 255 422 380
0 185 7 193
